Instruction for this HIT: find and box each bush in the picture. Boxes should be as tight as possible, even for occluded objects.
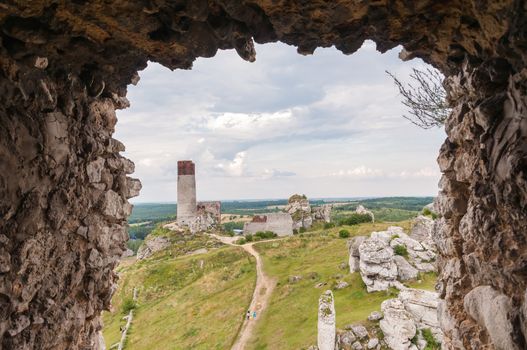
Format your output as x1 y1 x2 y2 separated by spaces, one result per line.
337 213 372 226
394 244 408 257
235 238 246 245
421 328 441 349
121 297 136 314
323 222 335 229
299 227 307 233
338 229 350 238
254 231 277 239
293 228 299 235
245 234 254 242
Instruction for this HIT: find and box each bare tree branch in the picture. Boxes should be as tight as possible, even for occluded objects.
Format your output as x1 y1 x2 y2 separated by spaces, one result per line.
387 68 451 129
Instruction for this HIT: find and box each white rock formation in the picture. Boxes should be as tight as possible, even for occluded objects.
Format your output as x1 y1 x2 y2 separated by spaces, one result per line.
348 236 367 273
393 255 419 281
380 299 417 350
358 238 398 292
399 289 443 342
409 215 434 241
285 194 312 229
313 204 333 222
355 205 374 222
318 290 336 350
136 236 170 260
121 248 134 258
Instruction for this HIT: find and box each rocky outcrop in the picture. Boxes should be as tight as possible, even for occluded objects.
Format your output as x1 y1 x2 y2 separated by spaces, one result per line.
380 299 417 350
409 215 434 241
1 1 526 349
347 236 367 273
318 290 336 350
136 236 171 260
355 205 374 222
313 204 333 223
358 237 399 292
399 289 443 344
285 194 313 230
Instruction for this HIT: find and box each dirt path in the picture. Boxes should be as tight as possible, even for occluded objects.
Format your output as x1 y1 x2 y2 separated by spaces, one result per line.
209 234 278 350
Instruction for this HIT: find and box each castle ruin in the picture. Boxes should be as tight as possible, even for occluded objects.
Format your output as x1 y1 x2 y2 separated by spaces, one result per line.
176 160 221 233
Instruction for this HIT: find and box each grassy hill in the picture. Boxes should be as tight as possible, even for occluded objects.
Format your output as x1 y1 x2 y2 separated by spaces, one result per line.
103 243 256 349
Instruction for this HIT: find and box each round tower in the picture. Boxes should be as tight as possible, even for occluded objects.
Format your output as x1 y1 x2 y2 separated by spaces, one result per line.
177 160 197 224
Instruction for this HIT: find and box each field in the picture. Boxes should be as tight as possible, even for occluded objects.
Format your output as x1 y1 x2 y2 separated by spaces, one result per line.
246 221 420 350
103 242 256 350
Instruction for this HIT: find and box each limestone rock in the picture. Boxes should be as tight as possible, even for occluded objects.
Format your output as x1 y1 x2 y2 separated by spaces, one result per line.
318 290 336 350
335 281 349 290
355 205 374 222
136 236 171 260
358 238 398 292
313 204 333 223
463 286 519 350
348 236 367 273
380 299 416 350
351 341 363 350
338 330 357 348
350 325 368 339
409 215 434 241
285 194 312 229
367 338 379 349
394 255 419 281
367 311 383 322
121 249 134 258
289 275 303 283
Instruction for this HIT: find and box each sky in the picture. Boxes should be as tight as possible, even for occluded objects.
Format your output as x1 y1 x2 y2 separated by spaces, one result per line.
114 41 446 202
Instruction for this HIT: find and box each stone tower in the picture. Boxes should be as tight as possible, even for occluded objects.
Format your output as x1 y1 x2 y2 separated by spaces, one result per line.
177 160 197 225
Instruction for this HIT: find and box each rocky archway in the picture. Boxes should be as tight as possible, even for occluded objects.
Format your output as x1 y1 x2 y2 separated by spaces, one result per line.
0 1 525 349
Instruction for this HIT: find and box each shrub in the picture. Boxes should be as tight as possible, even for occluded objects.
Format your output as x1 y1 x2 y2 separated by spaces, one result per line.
254 231 277 239
421 328 441 350
337 213 372 226
338 229 350 238
299 227 307 233
245 234 254 242
422 207 432 216
323 222 335 229
293 228 299 235
121 297 136 314
394 244 408 257
235 238 246 245
390 234 400 242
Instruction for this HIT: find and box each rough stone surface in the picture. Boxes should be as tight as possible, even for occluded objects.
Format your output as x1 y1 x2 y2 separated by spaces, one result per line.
1 1 526 349
393 255 419 281
136 236 170 260
367 311 383 322
409 215 434 241
380 299 417 350
348 236 367 273
285 194 313 229
312 204 333 223
244 212 293 236
350 325 368 340
358 237 398 292
366 338 379 350
355 205 375 222
318 290 336 350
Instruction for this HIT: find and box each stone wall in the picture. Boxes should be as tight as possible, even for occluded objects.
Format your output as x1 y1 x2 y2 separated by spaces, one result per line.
1 1 526 348
244 213 293 236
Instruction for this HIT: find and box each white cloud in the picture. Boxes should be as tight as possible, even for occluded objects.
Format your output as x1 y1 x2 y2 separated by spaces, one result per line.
215 151 247 177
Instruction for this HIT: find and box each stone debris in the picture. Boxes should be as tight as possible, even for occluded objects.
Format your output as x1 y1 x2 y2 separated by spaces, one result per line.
335 281 349 290
121 249 134 258
367 311 383 322
366 338 379 349
350 325 368 340
318 290 336 350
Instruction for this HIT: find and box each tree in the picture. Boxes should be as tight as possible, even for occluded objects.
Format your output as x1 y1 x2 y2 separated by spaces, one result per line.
387 68 450 129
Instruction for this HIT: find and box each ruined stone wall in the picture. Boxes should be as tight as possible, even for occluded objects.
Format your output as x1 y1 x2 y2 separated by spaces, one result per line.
244 213 293 237
0 1 526 349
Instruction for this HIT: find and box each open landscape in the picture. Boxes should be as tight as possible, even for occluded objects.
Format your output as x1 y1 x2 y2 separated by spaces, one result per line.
104 196 440 349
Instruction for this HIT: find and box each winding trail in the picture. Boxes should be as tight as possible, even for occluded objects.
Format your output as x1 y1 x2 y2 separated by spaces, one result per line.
209 234 278 350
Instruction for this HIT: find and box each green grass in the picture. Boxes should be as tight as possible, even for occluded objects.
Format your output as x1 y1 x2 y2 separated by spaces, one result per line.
103 244 256 350
246 221 410 350
407 272 438 291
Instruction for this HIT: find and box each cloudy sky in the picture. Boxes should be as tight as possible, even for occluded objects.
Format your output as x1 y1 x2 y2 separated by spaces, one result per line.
114 41 446 202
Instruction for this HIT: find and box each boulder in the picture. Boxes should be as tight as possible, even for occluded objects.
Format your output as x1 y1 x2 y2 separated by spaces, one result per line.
394 255 419 281
367 311 383 321
350 325 368 339
463 286 519 350
136 236 170 260
380 299 416 350
355 205 374 222
335 281 349 290
313 204 333 223
338 330 357 348
318 290 336 350
409 215 434 241
367 338 379 349
121 248 134 258
351 342 363 350
358 238 398 292
289 275 303 283
348 236 367 273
